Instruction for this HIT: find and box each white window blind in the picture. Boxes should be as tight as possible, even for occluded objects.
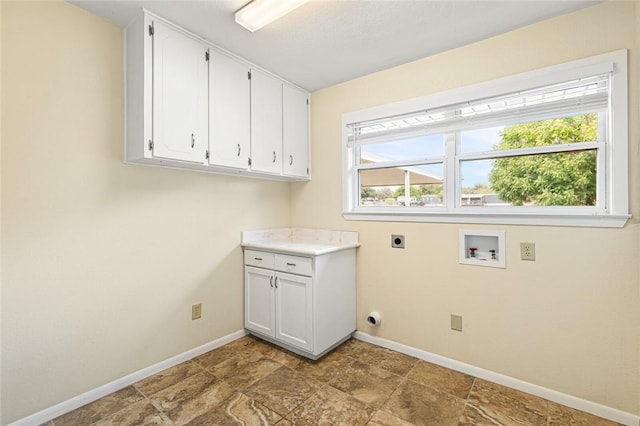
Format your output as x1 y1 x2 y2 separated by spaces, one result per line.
348 73 610 147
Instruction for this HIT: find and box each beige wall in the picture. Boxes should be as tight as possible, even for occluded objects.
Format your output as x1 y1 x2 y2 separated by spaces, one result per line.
0 2 290 423
291 1 640 416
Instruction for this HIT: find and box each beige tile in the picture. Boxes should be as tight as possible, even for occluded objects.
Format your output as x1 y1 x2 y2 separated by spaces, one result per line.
287 385 375 426
209 350 282 391
295 350 353 383
248 338 303 368
91 400 172 426
367 410 416 426
548 401 624 425
333 339 418 376
332 338 381 358
462 379 547 426
407 360 475 399
381 379 465 426
329 360 403 407
372 348 419 376
151 371 235 425
134 362 203 396
244 366 321 415
183 392 282 425
265 349 303 369
50 336 623 426
192 337 253 369
54 386 144 426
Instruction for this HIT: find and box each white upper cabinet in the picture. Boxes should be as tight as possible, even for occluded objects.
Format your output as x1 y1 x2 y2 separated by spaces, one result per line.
209 50 251 170
125 11 310 181
283 84 310 178
126 14 208 165
152 21 208 163
250 68 283 175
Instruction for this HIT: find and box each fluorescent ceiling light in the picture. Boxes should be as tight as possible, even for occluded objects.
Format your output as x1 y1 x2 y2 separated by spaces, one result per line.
235 0 310 32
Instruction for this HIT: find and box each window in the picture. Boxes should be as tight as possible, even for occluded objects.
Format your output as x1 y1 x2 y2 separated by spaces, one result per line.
342 50 629 227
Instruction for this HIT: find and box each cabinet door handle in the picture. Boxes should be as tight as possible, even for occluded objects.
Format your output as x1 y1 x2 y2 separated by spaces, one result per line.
274 276 278 288
272 151 276 163
286 262 296 267
191 133 195 148
254 257 262 261
269 276 273 288
289 154 293 166
237 144 241 157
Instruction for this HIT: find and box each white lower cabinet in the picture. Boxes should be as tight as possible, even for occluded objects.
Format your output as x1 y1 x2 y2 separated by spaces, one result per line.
244 248 356 359
245 266 313 351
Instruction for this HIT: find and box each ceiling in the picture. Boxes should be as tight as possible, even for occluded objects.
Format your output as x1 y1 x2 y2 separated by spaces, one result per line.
68 0 601 92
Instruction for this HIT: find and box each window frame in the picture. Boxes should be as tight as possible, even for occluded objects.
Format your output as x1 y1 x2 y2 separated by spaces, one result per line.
342 50 629 228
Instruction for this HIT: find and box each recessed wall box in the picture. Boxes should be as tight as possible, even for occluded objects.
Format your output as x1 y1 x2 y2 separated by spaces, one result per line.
459 230 505 268
391 234 405 248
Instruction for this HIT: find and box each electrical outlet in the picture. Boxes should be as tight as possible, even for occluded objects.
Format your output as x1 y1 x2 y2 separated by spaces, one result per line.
520 242 536 261
451 314 463 332
192 303 202 320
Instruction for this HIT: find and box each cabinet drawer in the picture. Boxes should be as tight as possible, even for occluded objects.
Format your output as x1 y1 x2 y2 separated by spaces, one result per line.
245 250 275 269
275 254 312 277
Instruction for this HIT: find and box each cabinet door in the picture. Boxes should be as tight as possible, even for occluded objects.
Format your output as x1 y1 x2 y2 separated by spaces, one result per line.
275 272 313 351
283 84 309 178
245 266 275 337
209 51 250 169
250 69 283 174
152 21 208 163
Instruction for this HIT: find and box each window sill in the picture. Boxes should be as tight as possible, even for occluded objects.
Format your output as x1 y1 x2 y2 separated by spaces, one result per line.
343 211 631 228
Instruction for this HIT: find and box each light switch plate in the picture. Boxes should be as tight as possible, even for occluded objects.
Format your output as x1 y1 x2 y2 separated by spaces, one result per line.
192 303 202 320
451 314 463 332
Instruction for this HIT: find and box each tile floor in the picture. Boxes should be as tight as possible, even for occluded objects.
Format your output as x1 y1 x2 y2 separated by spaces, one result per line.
47 336 622 425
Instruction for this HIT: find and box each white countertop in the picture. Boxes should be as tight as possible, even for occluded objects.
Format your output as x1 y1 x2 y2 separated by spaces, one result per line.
241 228 359 256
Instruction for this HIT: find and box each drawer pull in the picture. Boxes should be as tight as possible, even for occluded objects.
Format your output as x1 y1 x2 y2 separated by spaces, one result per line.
286 262 296 267
254 257 263 261
274 276 278 288
270 276 273 288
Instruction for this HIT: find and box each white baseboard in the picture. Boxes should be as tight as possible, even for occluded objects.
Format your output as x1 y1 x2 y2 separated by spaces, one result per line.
354 331 639 426
8 330 247 426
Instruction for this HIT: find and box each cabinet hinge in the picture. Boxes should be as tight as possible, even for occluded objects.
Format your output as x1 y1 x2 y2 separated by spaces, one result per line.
205 51 210 61
248 157 252 166
248 71 252 80
205 150 209 160
148 140 154 151
148 24 154 36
